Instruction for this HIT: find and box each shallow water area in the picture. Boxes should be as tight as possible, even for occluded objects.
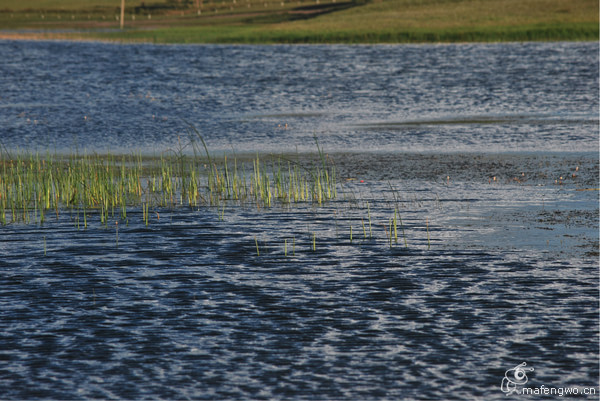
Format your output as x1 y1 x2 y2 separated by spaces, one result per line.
0 41 598 400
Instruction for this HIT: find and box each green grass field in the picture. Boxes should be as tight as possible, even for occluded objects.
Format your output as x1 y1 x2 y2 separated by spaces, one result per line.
0 0 597 43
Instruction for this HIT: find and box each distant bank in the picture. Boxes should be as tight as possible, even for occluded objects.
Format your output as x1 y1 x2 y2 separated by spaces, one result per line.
0 0 597 44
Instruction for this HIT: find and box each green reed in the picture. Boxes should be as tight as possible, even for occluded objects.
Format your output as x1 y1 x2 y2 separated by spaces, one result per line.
0 136 338 226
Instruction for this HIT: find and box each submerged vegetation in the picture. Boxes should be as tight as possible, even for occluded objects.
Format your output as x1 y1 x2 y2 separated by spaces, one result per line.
0 0 597 43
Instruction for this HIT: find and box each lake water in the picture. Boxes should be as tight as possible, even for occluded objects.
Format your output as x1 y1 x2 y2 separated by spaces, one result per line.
1 41 598 154
0 40 598 400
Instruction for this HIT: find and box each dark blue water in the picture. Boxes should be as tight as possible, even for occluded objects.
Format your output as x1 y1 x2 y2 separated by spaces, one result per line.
0 41 598 400
0 41 597 153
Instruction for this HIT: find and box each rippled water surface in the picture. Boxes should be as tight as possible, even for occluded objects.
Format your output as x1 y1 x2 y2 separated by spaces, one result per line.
0 41 598 400
0 41 598 153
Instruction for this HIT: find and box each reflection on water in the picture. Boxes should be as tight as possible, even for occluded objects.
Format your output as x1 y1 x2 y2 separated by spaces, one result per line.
0 41 598 400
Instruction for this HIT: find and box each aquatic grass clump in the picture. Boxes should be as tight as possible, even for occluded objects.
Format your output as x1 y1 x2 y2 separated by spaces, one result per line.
186 127 337 208
0 136 339 226
0 151 146 225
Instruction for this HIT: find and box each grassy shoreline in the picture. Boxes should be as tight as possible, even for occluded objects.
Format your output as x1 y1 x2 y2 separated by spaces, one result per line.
0 0 597 44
